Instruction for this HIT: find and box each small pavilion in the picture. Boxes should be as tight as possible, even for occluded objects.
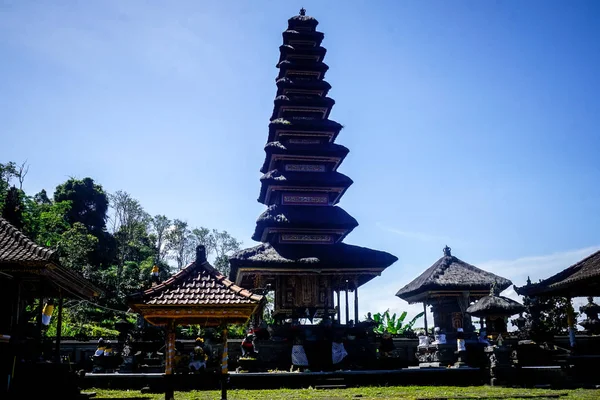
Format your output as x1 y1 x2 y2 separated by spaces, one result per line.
514 249 600 347
0 216 101 398
128 245 264 400
396 246 512 335
466 284 525 337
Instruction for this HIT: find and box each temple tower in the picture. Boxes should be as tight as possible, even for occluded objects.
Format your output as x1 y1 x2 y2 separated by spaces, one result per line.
230 9 397 323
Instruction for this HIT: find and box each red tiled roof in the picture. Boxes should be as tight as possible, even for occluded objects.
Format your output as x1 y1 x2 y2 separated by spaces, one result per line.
0 217 101 299
133 260 263 306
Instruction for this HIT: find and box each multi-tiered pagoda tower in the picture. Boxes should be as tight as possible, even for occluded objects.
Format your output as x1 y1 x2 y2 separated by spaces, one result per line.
230 9 397 323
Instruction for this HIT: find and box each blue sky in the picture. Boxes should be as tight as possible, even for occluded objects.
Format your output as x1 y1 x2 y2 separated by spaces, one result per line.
1 1 599 324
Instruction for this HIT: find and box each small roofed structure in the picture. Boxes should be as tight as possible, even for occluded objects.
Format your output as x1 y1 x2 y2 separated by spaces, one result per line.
396 246 512 334
466 284 525 336
128 245 263 400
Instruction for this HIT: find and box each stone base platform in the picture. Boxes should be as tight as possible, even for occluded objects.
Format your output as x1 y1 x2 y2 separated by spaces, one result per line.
82 367 484 391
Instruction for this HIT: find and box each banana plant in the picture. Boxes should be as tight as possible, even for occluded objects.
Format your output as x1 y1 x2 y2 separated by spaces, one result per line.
370 309 424 335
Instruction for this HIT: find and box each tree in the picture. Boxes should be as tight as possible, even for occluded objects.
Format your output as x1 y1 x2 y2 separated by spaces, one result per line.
150 214 171 262
1 186 25 229
0 161 18 211
16 160 29 190
165 219 195 271
53 177 109 237
212 229 242 276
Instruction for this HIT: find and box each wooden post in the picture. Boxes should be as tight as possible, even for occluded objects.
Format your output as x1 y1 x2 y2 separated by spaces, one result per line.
566 297 576 349
354 286 359 323
221 328 229 400
345 281 349 325
164 320 176 400
423 302 428 334
54 290 63 363
336 290 341 322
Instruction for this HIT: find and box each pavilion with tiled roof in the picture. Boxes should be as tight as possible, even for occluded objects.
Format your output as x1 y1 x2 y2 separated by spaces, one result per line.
128 245 263 400
0 216 101 399
396 246 512 334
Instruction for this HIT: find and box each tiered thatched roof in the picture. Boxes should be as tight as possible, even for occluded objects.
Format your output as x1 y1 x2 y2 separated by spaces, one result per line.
258 169 353 205
396 247 512 303
514 249 600 298
278 45 327 65
282 30 325 46
260 141 349 173
252 204 358 242
229 242 398 287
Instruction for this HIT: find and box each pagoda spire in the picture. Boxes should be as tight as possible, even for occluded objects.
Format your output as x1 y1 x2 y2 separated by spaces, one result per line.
229 10 397 322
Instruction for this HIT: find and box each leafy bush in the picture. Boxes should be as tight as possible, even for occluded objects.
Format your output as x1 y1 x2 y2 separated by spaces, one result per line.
371 309 424 335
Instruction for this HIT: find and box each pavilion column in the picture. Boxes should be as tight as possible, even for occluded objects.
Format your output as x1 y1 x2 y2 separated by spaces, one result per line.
566 297 576 349
354 286 359 323
54 290 63 363
164 320 176 400
221 328 229 400
336 290 341 322
423 302 428 334
345 281 350 324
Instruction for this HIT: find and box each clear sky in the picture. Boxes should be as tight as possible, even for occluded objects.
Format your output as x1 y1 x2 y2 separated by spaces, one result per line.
1 1 599 324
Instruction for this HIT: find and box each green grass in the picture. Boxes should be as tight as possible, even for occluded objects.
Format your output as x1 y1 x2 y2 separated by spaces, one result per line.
88 386 599 400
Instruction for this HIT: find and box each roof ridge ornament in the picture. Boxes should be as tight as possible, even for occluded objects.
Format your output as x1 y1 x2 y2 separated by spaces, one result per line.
299 7 306 16
443 245 451 257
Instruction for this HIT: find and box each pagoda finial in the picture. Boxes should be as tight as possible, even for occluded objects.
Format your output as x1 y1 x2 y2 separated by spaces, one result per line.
443 245 451 257
299 7 306 16
526 276 531 285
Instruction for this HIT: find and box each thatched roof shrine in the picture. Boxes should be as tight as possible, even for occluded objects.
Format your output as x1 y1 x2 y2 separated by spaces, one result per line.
0 216 100 299
466 292 525 318
396 246 512 304
514 249 600 298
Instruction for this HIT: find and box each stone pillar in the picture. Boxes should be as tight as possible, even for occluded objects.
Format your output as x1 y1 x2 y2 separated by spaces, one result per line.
336 290 341 322
566 297 576 348
423 302 428 334
345 287 349 324
354 287 359 323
